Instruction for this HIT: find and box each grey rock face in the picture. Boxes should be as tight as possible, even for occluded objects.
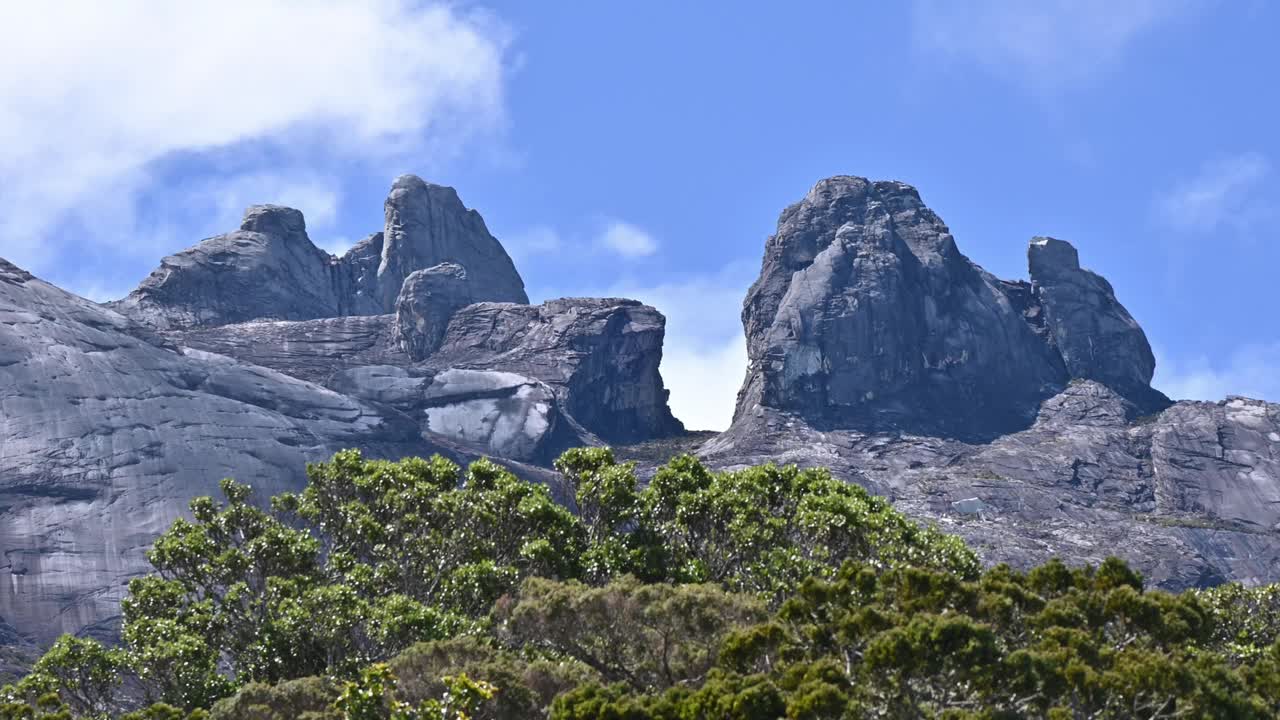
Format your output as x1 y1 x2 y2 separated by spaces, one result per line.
0 259 443 646
175 314 408 386
709 175 1280 590
704 382 1280 590
374 175 528 311
736 176 1068 440
430 298 685 444
171 295 682 461
394 263 474 361
329 365 594 464
113 176 530 330
110 206 341 329
0 177 680 656
334 233 387 316
1029 237 1167 410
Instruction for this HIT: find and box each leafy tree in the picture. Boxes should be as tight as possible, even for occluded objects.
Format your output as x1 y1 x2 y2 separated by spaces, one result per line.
497 576 765 692
20 448 1280 719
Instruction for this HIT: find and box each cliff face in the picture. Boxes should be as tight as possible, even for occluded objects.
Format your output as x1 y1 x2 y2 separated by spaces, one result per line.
0 176 680 647
110 175 527 330
0 257 442 644
3 171 1277 654
709 176 1277 590
733 176 1168 441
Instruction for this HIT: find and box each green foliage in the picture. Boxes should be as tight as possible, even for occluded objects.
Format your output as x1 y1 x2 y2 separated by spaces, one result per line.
17 447 1280 719
632 455 980 599
335 665 495 720
497 576 766 692
553 559 1280 719
1199 582 1280 662
388 638 594 720
207 676 339 720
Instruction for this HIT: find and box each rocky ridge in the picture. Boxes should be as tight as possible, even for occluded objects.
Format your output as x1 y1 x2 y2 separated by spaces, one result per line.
706 176 1279 590
0 176 679 648
2 171 1278 656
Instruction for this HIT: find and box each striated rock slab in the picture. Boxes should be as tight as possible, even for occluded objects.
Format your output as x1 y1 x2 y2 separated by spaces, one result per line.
110 205 341 329
112 176 529 330
430 298 685 444
0 259 444 646
175 314 408 386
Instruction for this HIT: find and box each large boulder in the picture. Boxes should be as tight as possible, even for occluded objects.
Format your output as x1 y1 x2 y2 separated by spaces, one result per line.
1029 236 1169 411
393 263 475 361
431 298 685 444
110 205 341 329
735 176 1067 439
371 175 528 311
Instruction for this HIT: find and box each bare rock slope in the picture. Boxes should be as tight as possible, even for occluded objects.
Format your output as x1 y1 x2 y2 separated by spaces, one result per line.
0 177 681 647
707 176 1280 590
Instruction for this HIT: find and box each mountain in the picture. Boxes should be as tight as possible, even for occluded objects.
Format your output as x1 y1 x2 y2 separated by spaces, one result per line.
704 176 1280 590
0 176 680 649
0 172 1276 655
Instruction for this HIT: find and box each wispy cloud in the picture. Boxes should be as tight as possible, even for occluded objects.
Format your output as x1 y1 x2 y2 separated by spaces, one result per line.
912 0 1196 89
0 1 510 274
502 225 563 261
1154 343 1280 402
318 236 356 259
1154 152 1273 233
598 221 659 259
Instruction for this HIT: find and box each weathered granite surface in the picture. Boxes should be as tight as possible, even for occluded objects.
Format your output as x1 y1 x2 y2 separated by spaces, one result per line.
0 174 677 649
707 176 1277 590
428 298 685 444
0 258 443 645
111 176 528 330
734 177 1071 440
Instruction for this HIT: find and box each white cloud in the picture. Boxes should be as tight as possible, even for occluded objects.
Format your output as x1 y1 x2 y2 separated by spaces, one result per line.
599 221 658 258
0 1 509 271
912 0 1195 88
1155 152 1273 233
502 225 563 260
1154 343 1280 402
319 236 356 258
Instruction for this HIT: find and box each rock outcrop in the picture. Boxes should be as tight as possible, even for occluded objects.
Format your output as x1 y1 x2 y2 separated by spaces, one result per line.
707 175 1277 590
428 298 685 444
0 258 444 646
1028 236 1166 410
1 175 680 650
371 175 528 310
394 263 475 361
110 205 341 329
735 177 1069 440
112 176 528 330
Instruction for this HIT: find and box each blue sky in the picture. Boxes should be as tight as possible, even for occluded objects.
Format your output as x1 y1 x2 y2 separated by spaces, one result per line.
1 1 1277 430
